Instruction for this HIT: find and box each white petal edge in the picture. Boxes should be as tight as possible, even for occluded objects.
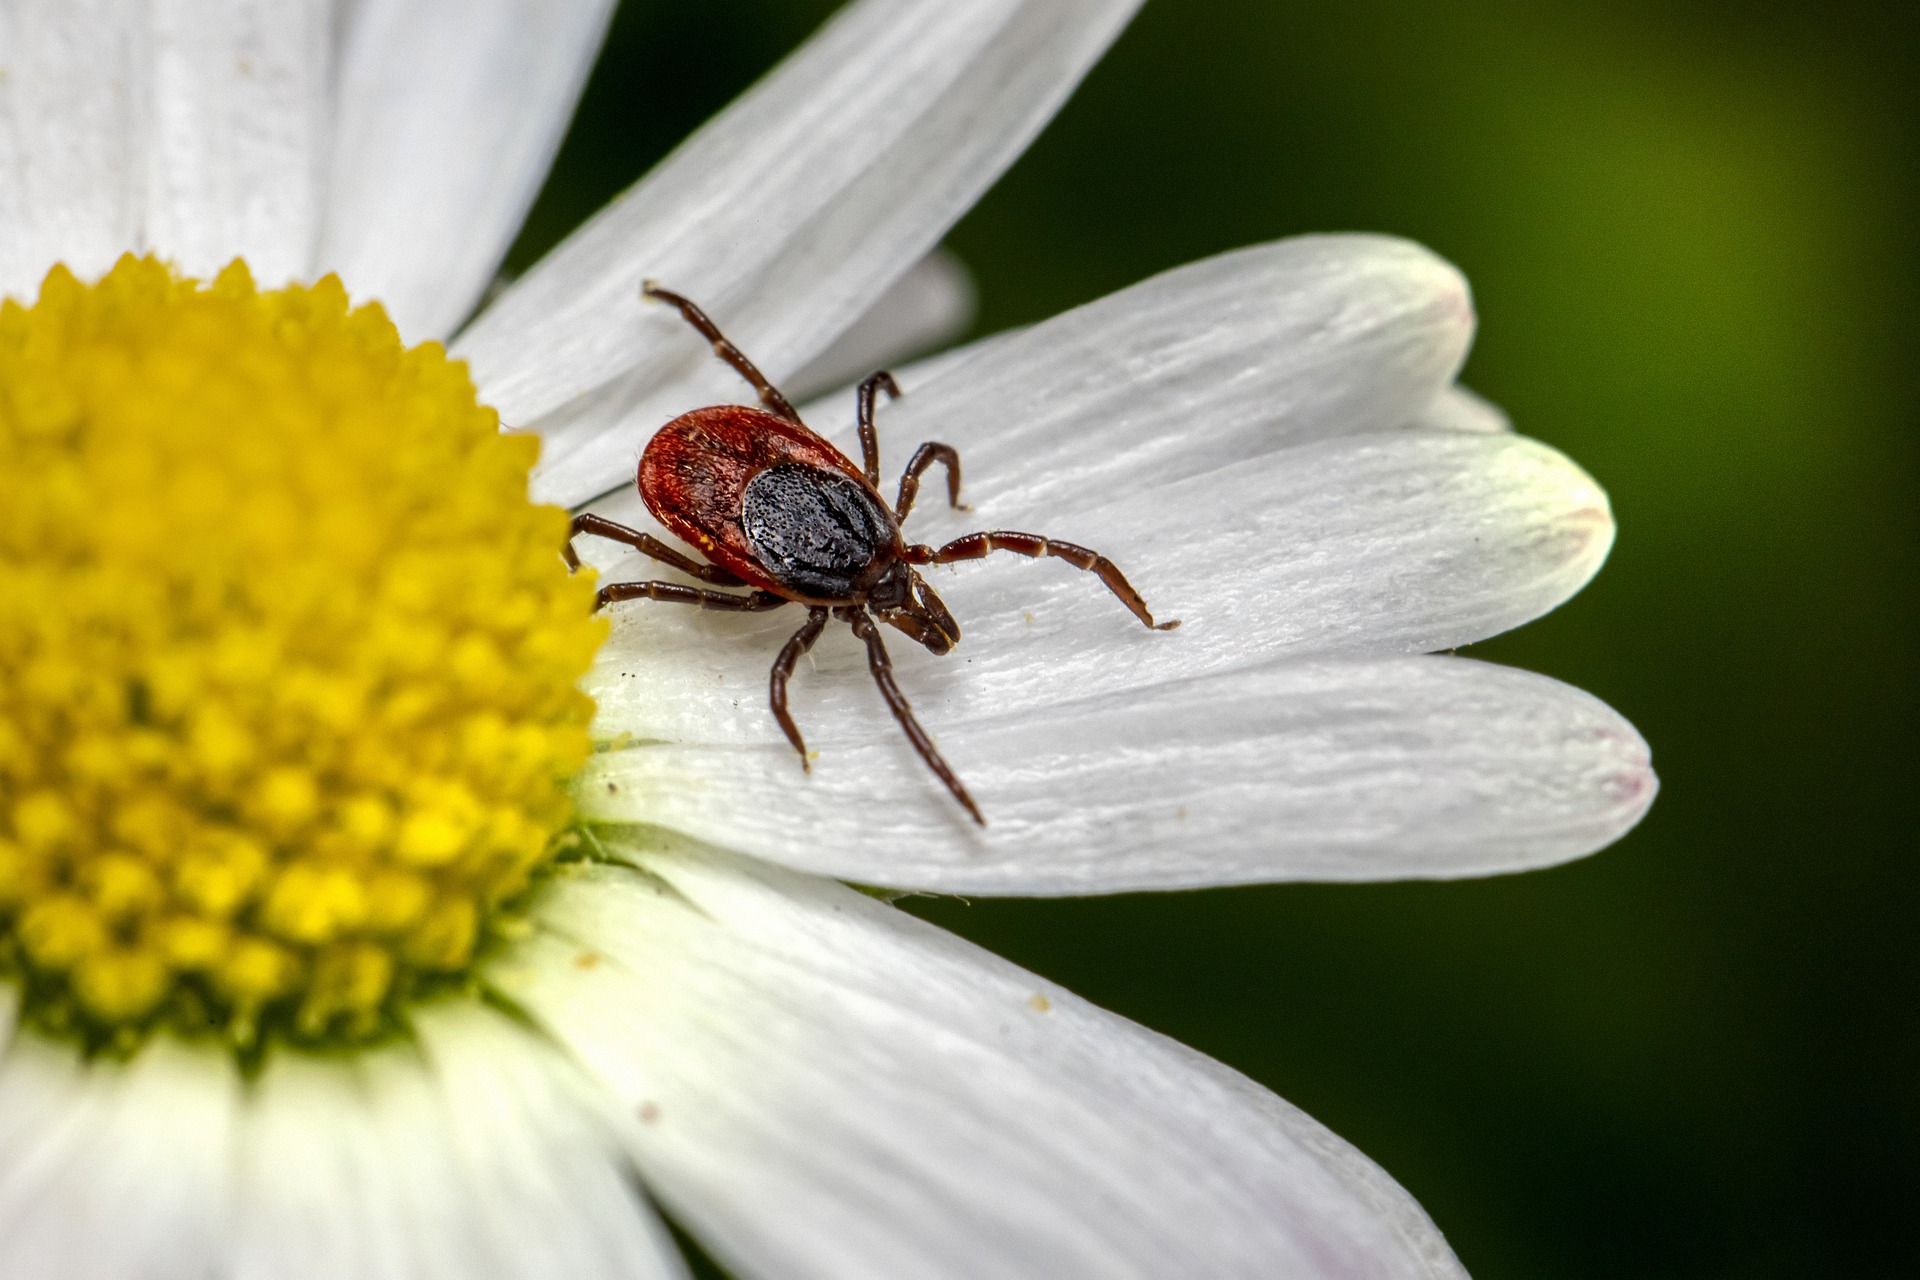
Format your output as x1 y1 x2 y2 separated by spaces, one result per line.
784 246 978 402
0 1034 238 1280
0 0 147 301
143 0 332 285
320 0 617 342
582 430 1614 747
457 0 1144 506
1408 383 1511 434
492 844 1468 1280
578 655 1654 892
410 1001 691 1280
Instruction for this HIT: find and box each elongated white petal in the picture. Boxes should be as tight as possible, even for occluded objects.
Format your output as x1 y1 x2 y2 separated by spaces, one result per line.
0 1035 237 1280
784 247 978 402
0 0 328 296
580 656 1653 891
144 0 331 284
457 0 1143 506
583 430 1612 746
574 234 1471 549
492 846 1467 1280
0 0 146 300
411 1002 690 1280
321 0 616 341
1408 383 1511 434
865 235 1474 520
575 233 1481 562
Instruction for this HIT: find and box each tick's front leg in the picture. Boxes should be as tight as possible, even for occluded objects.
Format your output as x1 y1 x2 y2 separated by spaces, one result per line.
642 282 802 423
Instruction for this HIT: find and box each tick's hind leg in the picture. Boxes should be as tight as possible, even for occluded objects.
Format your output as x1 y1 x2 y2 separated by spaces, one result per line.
894 442 967 521
914 531 1180 631
596 581 788 614
769 607 830 769
566 513 744 584
642 282 802 423
843 608 985 826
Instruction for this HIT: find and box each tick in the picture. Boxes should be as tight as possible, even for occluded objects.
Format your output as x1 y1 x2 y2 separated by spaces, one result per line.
565 283 1178 825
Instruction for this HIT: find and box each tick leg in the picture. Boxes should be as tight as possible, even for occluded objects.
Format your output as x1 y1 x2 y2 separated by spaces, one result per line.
769 607 830 769
596 581 788 614
566 513 744 584
915 531 1180 631
894 442 967 521
642 282 802 423
855 371 901 486
843 607 985 826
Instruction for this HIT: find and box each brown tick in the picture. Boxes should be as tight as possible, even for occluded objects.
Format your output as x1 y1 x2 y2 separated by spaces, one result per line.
565 284 1178 824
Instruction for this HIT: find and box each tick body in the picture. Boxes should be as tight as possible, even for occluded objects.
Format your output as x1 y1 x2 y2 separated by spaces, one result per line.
566 283 1177 825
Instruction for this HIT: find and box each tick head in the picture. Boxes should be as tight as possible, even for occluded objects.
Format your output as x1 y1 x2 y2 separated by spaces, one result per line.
863 559 914 611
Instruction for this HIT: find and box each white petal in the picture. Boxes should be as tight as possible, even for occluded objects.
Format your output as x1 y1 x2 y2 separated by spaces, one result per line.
1407 383 1511 434
357 1044 547 1280
491 846 1467 1280
580 656 1653 892
320 0 616 341
233 1052 413 1279
456 0 1144 506
863 235 1475 520
582 430 1613 747
0 1034 238 1280
237 1027 684 1280
0 1035 80 1193
411 1002 690 1280
144 0 332 284
0 0 147 300
784 247 978 402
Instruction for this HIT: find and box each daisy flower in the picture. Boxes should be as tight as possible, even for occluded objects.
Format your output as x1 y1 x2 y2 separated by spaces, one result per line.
0 1 1655 1277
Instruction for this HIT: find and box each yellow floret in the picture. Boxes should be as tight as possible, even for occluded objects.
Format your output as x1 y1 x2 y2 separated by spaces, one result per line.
0 256 605 1049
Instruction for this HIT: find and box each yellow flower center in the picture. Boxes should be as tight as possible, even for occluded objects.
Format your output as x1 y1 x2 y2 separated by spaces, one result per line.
0 256 604 1050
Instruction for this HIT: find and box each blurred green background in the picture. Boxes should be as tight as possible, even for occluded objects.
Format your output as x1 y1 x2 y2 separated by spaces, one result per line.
508 2 1918 1275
